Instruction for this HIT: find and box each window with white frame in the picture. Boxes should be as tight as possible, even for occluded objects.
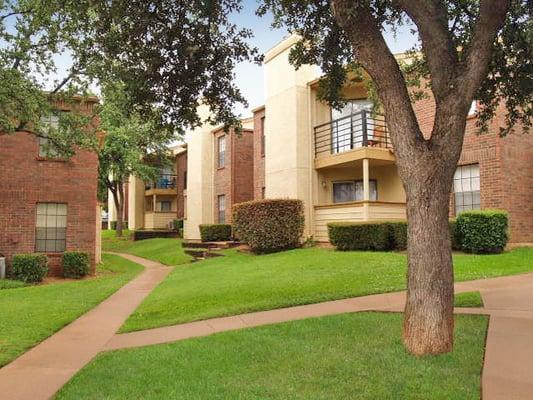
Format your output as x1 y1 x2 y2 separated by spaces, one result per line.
39 115 61 158
158 200 172 212
333 180 377 203
331 99 373 153
36 203 67 252
217 135 226 168
468 100 477 116
454 164 480 214
217 195 226 223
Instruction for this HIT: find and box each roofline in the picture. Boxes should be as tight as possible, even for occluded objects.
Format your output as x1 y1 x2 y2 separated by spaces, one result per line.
251 105 265 113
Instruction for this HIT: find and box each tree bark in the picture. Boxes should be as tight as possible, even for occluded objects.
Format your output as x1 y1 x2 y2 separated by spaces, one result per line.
110 182 125 238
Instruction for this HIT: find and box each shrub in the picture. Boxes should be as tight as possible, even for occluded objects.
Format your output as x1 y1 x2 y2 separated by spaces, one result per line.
389 222 407 251
62 252 90 279
11 254 48 283
328 222 393 251
199 224 232 242
173 219 184 230
456 210 508 253
232 199 305 253
449 219 462 251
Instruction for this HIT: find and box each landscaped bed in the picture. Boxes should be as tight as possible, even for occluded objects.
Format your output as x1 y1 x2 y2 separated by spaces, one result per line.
56 312 488 400
0 253 143 367
102 229 191 266
121 247 532 333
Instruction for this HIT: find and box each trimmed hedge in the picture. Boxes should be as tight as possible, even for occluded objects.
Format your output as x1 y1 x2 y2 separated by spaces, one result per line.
329 220 464 252
232 199 305 253
199 224 232 242
328 222 392 251
173 219 184 230
11 254 48 283
456 210 508 253
62 251 90 279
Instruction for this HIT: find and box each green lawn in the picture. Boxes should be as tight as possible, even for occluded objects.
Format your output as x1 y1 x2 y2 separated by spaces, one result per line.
0 279 27 290
121 247 532 332
0 254 143 367
454 291 484 308
101 229 191 266
57 312 488 400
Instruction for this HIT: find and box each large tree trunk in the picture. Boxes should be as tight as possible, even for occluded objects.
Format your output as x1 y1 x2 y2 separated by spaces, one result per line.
402 166 455 355
115 182 125 237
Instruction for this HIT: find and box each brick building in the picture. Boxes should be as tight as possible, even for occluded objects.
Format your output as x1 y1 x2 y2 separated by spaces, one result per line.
0 99 101 276
252 106 266 200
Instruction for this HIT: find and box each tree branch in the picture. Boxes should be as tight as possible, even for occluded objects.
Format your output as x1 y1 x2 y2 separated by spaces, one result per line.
396 0 458 100
459 0 512 101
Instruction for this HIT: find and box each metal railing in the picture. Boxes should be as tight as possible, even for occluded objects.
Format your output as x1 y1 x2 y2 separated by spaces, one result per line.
145 174 177 190
314 110 391 158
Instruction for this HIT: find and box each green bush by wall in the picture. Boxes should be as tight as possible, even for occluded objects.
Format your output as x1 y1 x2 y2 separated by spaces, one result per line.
199 224 232 242
62 252 90 279
11 254 49 283
232 199 305 253
456 210 508 253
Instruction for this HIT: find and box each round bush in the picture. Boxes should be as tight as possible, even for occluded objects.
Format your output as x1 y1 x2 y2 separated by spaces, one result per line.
62 251 90 278
11 254 48 283
456 210 508 253
232 199 304 253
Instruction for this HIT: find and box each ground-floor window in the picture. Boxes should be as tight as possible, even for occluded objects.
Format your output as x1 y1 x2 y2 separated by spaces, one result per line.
217 195 226 224
157 200 172 212
333 180 377 203
454 164 480 214
36 203 67 252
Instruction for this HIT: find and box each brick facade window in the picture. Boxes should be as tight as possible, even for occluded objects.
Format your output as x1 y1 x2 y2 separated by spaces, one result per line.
38 115 61 158
261 187 265 199
36 203 67 252
261 117 265 156
183 171 187 189
217 194 226 223
217 135 226 168
333 180 377 203
454 164 481 214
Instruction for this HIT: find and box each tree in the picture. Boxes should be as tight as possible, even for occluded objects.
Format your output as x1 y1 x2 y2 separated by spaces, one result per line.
98 83 175 237
259 0 532 354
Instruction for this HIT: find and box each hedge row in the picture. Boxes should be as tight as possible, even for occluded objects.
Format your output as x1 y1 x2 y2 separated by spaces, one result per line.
328 210 508 254
199 224 232 242
10 251 91 282
233 199 304 253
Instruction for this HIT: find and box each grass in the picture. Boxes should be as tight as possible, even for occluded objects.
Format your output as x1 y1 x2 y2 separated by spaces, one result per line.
0 254 143 367
101 229 191 266
0 279 27 290
57 312 488 400
454 291 484 308
121 247 532 332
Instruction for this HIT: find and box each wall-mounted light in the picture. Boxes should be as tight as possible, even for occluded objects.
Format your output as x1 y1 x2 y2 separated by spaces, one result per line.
321 180 327 188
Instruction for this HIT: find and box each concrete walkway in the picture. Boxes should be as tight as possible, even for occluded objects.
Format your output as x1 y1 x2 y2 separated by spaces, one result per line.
1 252 532 400
0 253 171 400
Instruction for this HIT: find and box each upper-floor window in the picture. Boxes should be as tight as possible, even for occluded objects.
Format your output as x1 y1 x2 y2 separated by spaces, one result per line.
454 164 480 214
468 101 477 116
217 135 226 168
217 194 226 224
331 99 373 153
39 115 61 158
260 117 265 156
183 171 187 190
36 203 67 252
333 180 377 203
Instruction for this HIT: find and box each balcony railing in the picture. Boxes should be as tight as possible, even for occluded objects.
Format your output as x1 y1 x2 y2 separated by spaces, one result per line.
314 110 391 158
145 174 177 190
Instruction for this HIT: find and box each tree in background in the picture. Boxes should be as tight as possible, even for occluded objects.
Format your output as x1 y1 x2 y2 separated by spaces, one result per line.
98 83 175 237
259 0 531 354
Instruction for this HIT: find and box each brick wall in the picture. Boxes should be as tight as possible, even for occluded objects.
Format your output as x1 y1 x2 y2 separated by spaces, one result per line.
253 107 266 199
0 132 99 276
213 128 254 224
175 150 187 219
412 93 532 243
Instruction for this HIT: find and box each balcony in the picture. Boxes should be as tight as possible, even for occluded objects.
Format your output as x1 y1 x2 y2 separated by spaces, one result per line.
145 174 178 196
314 111 394 169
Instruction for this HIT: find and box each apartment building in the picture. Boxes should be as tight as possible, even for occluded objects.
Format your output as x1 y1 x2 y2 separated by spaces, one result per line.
256 35 532 245
0 98 102 276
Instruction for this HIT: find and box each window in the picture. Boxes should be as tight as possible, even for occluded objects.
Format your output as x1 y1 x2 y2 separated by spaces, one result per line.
468 101 477 116
217 195 226 224
217 135 226 168
183 171 187 190
36 203 67 252
261 187 266 199
158 201 172 212
454 164 480 214
333 180 377 203
331 99 373 153
260 117 265 156
38 115 60 158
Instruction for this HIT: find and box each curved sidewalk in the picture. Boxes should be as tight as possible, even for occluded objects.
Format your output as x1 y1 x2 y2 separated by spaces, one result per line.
106 272 533 400
0 253 171 400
